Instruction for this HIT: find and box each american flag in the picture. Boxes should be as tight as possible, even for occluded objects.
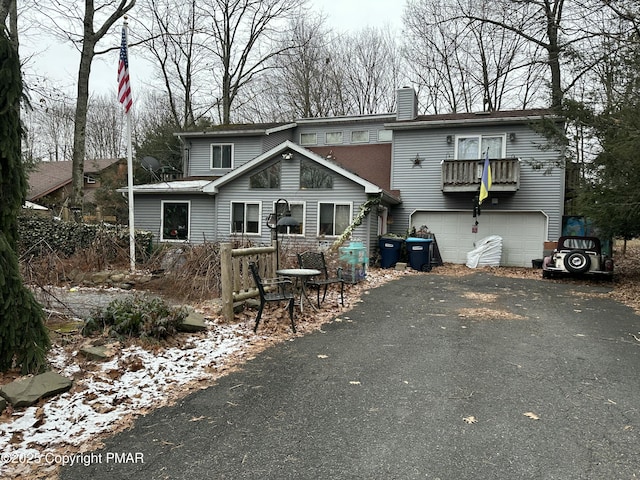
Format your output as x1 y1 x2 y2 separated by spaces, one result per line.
117 26 132 113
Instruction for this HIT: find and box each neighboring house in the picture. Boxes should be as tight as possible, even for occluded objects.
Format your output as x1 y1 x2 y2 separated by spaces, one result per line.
27 158 126 213
126 88 565 267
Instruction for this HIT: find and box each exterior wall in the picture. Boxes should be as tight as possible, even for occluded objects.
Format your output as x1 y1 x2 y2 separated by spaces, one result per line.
133 194 216 244
212 153 373 254
187 136 263 177
295 118 394 147
389 123 565 241
263 129 294 151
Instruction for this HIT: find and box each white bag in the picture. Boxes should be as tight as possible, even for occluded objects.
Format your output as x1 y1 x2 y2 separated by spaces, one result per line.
466 235 503 268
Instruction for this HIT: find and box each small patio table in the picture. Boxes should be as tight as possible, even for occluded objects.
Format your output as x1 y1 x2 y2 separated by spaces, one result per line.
276 268 321 313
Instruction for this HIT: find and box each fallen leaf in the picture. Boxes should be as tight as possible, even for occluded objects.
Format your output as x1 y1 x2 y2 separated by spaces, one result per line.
524 412 540 420
463 416 477 424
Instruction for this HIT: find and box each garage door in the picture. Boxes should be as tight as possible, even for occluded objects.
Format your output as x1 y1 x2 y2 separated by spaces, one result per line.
411 211 547 267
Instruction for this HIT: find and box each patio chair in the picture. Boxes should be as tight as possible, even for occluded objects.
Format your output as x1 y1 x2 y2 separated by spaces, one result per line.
248 262 296 333
297 251 344 308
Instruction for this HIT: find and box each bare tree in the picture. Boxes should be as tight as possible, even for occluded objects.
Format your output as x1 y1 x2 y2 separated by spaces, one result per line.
86 93 126 159
403 0 545 113
198 0 305 124
247 14 337 120
340 27 404 115
32 0 135 214
139 0 212 128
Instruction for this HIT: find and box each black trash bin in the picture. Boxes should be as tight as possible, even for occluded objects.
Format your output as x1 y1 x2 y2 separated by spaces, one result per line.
406 237 433 271
379 237 404 268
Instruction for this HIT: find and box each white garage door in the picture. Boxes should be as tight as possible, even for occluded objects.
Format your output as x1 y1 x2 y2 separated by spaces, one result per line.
411 211 547 267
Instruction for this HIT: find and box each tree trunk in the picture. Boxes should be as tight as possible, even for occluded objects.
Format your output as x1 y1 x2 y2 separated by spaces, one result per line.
71 37 96 214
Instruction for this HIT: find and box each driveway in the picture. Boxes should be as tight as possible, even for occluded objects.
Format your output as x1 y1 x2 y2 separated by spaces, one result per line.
59 272 640 479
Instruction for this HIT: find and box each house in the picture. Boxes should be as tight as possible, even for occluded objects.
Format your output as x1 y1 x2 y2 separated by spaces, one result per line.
126 88 565 267
27 158 126 217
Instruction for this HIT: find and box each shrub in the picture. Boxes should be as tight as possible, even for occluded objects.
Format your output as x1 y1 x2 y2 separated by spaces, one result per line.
82 295 188 340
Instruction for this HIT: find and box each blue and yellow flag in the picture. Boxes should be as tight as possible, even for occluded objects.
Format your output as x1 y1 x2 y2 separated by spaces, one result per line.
479 150 492 204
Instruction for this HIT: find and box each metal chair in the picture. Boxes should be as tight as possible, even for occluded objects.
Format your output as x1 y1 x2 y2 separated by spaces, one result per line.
248 262 296 333
297 251 344 308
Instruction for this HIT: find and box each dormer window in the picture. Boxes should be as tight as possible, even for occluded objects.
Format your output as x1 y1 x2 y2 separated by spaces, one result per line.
211 143 233 169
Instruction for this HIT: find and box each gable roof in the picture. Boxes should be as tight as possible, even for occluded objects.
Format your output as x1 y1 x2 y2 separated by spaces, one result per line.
27 158 123 201
202 140 401 204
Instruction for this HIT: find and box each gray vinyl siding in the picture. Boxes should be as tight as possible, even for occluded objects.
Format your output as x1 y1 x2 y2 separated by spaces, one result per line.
389 123 565 241
133 194 216 245
263 130 294 151
187 136 263 177
213 156 372 251
396 87 418 121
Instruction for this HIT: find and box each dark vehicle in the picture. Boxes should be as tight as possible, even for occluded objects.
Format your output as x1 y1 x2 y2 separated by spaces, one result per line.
542 236 614 279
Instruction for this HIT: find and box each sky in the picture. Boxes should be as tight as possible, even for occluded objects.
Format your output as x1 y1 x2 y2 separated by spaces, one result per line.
20 0 406 101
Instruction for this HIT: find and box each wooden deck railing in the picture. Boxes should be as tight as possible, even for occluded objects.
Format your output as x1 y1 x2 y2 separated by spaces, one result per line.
220 243 277 321
441 158 520 192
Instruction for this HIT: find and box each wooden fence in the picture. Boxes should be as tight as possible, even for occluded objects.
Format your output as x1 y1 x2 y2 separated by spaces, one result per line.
220 242 277 321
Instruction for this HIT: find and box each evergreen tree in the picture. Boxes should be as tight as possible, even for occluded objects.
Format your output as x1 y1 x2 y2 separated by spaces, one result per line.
0 28 50 373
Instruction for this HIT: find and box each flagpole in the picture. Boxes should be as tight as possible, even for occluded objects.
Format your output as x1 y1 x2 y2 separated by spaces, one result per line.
126 99 135 272
121 19 136 272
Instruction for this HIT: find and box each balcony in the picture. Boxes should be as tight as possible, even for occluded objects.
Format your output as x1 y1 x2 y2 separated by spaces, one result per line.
441 158 520 193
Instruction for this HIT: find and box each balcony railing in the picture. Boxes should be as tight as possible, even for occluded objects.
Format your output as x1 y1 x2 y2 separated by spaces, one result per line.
441 158 520 193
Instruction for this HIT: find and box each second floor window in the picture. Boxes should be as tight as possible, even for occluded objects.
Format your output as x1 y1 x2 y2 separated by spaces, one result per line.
456 135 504 159
231 202 260 234
326 131 343 144
351 130 369 143
300 133 317 145
211 143 233 169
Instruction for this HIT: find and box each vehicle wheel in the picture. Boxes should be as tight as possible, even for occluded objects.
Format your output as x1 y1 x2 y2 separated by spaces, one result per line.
563 250 591 274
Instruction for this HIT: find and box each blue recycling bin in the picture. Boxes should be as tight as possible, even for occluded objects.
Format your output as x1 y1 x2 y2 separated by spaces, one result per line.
406 237 433 271
379 237 404 268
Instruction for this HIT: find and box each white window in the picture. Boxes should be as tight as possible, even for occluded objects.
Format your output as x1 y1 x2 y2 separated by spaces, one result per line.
300 133 317 146
274 201 305 236
231 202 260 234
351 130 369 143
210 143 233 169
455 135 505 159
161 201 190 241
378 129 392 142
318 202 351 237
325 131 343 145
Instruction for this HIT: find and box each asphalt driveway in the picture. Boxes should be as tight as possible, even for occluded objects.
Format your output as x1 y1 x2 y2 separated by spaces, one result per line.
60 272 640 480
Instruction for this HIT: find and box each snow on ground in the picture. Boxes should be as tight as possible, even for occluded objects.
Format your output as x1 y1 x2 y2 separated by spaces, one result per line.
0 321 248 478
0 268 414 479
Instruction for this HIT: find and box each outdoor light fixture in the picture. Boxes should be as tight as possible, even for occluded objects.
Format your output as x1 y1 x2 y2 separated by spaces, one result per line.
509 132 516 142
267 198 300 270
446 135 453 144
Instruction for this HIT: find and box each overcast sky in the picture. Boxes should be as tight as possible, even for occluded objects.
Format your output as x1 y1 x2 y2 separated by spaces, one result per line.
20 0 406 100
